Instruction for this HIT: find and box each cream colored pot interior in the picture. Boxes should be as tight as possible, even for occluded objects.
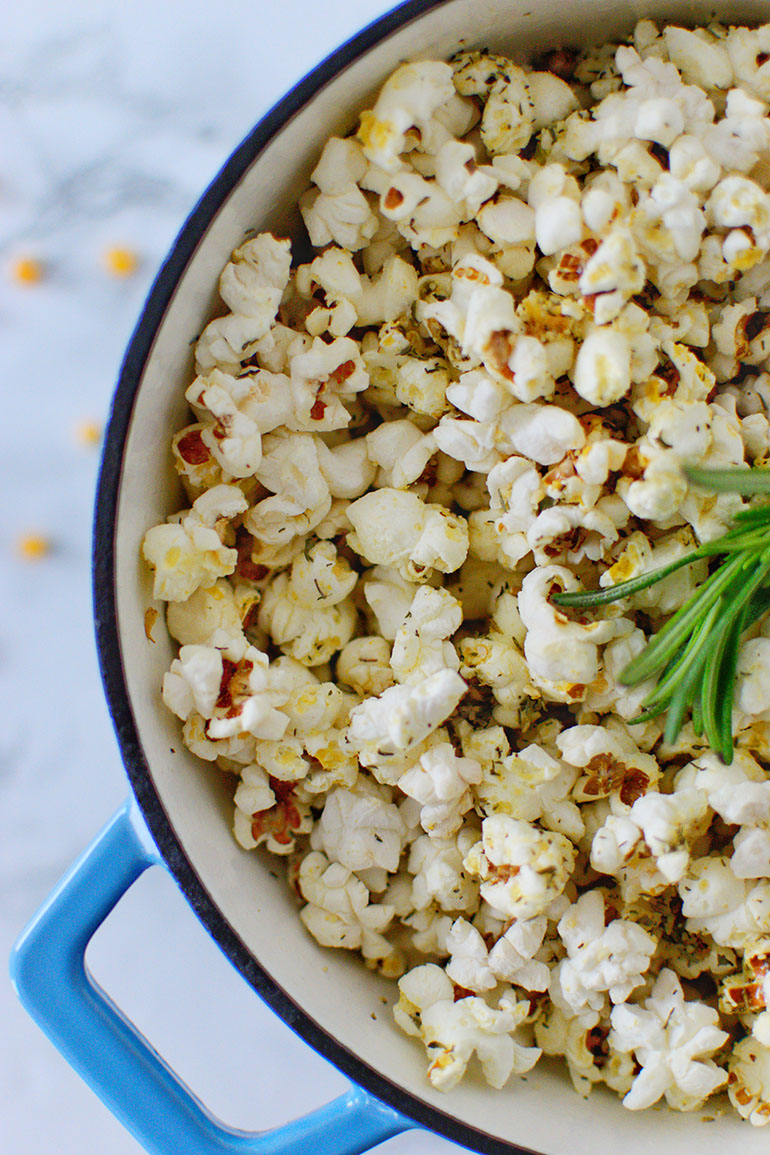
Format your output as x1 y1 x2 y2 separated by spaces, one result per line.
116 1 770 1151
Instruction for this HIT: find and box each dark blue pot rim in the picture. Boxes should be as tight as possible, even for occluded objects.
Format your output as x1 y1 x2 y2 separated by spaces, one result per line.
93 2 538 1151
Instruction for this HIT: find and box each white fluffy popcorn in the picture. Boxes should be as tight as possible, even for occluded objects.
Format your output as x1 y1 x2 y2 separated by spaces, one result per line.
143 485 246 602
399 742 481 838
464 814 577 919
347 489 468 581
310 780 407 872
146 21 770 1120
446 915 550 993
395 964 541 1090
552 890 657 1016
298 851 396 961
610 969 728 1111
347 669 467 772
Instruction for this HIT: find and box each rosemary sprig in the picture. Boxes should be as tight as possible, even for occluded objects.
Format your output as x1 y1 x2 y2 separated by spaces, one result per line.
551 467 770 762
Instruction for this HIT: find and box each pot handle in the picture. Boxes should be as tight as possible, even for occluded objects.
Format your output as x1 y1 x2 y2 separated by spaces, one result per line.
10 800 415 1155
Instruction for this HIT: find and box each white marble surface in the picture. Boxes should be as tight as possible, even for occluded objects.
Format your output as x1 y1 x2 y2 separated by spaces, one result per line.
0 3 466 1152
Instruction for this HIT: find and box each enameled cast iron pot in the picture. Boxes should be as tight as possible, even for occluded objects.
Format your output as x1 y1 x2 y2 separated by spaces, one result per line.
12 1 770 1152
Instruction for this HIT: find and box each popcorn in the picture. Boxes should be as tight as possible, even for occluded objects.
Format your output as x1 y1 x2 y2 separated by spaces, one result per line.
536 1004 636 1097
557 724 659 807
310 780 407 872
399 742 481 838
446 915 550 993
590 787 709 885
395 964 541 1090
298 851 396 961
473 741 583 841
142 485 246 602
347 489 469 581
679 857 770 949
146 23 770 1119
518 565 627 686
464 814 577 919
233 769 312 855
357 61 456 172
728 1035 770 1125
336 636 394 697
552 890 657 1016
347 669 467 772
390 586 462 685
498 404 585 466
165 580 244 646
610 968 728 1111
408 825 480 914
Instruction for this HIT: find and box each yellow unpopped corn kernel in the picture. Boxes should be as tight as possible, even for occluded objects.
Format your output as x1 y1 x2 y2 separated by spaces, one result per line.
10 257 45 285
74 419 103 447
103 246 139 277
16 533 51 561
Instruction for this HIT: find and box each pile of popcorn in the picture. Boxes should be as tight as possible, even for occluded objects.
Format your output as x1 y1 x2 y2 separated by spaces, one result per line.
142 20 770 1120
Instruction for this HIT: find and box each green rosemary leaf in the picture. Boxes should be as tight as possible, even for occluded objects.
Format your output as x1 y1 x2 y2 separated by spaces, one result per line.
716 606 748 765
700 612 734 757
550 551 700 608
745 584 770 631
620 550 753 686
692 693 703 737
664 643 710 747
685 466 770 495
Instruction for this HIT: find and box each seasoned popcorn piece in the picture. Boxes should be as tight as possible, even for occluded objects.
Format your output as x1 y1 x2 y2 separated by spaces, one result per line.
720 940 770 1017
288 335 368 432
458 629 533 727
245 431 332 547
347 668 467 773
680 857 770 949
481 74 535 157
142 485 247 602
498 404 585 467
347 489 469 581
298 850 396 962
590 787 709 886
357 61 456 172
551 890 657 1018
258 571 356 667
336 636 394 698
464 815 576 920
675 751 770 879
728 1035 770 1125
361 565 416 641
310 780 407 872
166 580 245 646
395 964 541 1090
399 742 481 839
518 564 629 687
557 724 660 807
610 968 728 1111
408 825 480 914
233 768 312 855
536 1002 636 1098
446 914 550 993
300 138 377 251
474 742 583 842
390 586 462 685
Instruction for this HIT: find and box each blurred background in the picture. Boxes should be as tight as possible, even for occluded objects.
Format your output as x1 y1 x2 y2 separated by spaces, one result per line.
0 1 466 1151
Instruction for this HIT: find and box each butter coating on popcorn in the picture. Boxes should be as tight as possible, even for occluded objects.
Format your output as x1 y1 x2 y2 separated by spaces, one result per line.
144 19 770 1118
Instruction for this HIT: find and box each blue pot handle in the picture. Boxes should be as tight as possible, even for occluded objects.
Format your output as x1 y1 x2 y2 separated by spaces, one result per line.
10 800 415 1155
